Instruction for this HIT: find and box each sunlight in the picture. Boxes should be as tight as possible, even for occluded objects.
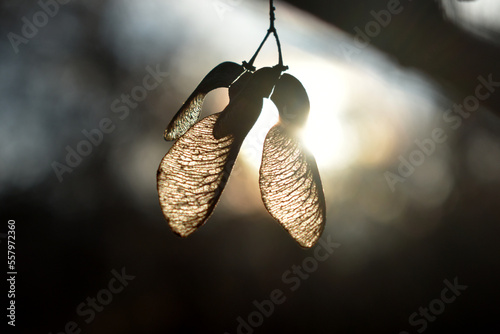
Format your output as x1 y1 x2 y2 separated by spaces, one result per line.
240 99 279 169
240 60 357 172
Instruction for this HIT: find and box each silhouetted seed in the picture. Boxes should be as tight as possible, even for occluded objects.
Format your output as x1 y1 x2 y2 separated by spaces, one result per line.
229 71 253 100
271 73 310 126
213 66 282 139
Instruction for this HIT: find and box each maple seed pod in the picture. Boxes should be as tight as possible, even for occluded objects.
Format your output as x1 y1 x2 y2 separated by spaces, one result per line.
213 66 282 139
260 74 325 248
164 62 245 141
259 124 326 248
229 71 253 100
271 73 310 126
158 0 327 248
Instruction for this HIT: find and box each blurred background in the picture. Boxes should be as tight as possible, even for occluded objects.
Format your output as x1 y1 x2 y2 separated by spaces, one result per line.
1 0 500 333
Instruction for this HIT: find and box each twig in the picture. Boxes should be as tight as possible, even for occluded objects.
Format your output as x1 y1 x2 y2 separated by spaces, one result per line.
244 0 287 71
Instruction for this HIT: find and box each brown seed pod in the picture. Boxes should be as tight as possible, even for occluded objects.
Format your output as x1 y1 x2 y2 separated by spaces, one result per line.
271 73 310 127
213 66 282 139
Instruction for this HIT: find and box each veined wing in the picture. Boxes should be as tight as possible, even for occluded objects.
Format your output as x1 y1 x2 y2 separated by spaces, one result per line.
259 124 326 248
158 113 244 236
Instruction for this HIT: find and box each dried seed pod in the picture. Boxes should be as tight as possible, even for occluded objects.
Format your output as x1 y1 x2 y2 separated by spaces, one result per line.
271 73 310 127
157 113 243 237
164 62 244 141
158 0 327 248
213 66 282 139
259 124 326 248
260 73 325 248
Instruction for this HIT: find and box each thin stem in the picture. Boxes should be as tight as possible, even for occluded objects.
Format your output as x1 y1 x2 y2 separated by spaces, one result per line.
244 0 287 71
269 0 276 31
244 30 270 71
273 29 284 67
269 0 284 67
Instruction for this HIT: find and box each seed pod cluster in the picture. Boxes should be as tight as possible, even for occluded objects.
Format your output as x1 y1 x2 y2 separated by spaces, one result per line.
157 59 326 248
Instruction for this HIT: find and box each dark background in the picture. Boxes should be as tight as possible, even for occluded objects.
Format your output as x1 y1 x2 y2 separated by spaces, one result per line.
1 0 500 333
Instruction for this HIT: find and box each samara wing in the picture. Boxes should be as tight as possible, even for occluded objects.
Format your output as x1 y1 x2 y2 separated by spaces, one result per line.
259 124 326 247
158 113 243 236
260 73 325 247
164 62 245 141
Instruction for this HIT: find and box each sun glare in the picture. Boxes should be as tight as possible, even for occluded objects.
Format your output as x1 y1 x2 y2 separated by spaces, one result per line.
240 99 279 169
240 60 357 171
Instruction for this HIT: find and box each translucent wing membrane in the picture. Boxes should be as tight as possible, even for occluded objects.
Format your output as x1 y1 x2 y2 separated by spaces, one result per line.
262 72 325 247
158 113 245 236
158 67 282 237
259 124 326 248
164 93 205 141
164 62 245 141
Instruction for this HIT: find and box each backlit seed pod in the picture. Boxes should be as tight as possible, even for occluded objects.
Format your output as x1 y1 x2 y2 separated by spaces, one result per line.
271 73 310 127
228 71 253 100
164 62 245 141
158 0 327 248
259 124 326 247
157 113 242 237
260 73 325 248
213 66 282 139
